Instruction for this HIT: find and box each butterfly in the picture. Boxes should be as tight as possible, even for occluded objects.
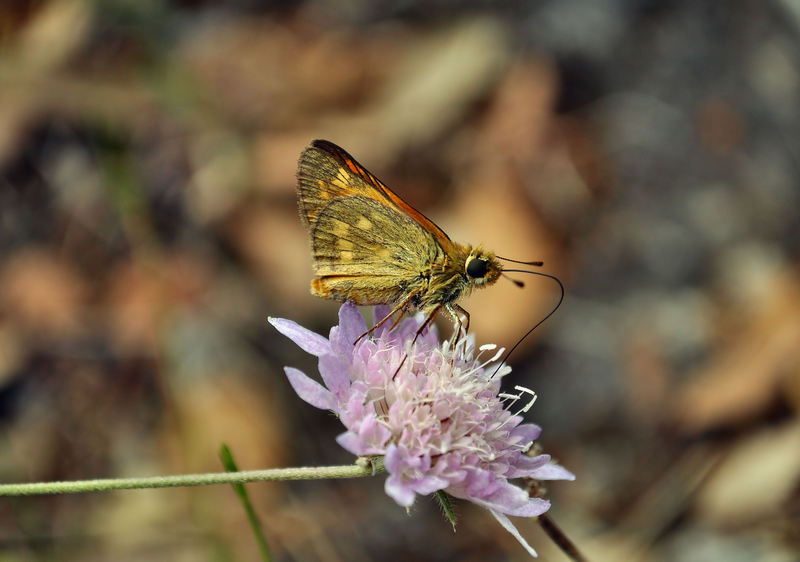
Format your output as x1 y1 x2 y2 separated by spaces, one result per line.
296 140 541 343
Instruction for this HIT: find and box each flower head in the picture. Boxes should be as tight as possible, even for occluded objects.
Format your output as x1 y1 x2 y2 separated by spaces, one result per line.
269 303 574 557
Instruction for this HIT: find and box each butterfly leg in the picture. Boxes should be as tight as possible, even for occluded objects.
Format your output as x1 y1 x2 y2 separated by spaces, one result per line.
443 303 472 363
444 303 470 345
391 305 441 380
412 305 441 345
454 304 470 335
353 289 421 345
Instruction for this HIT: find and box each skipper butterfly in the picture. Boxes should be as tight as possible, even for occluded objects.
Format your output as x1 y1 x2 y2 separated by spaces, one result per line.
297 140 539 342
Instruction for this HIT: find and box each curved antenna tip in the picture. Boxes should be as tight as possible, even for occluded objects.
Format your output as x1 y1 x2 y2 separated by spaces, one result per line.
497 255 544 267
491 269 565 377
501 272 525 288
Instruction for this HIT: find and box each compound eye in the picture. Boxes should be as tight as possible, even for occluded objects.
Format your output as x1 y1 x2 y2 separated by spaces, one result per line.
466 257 488 278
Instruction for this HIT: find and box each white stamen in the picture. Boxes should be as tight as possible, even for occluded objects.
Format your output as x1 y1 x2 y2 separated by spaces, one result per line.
514 385 537 413
488 346 505 363
497 385 539 430
471 346 506 376
442 338 451 353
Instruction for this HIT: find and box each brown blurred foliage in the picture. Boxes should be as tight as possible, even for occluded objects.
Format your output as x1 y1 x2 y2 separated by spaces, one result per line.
1 1 799 560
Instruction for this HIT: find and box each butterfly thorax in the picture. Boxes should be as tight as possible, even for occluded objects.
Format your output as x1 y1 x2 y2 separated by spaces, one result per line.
417 244 502 311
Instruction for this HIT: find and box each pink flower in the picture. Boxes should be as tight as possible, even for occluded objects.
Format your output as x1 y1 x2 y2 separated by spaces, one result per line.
269 303 573 557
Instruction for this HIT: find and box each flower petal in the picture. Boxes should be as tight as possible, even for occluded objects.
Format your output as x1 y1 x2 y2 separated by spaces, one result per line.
318 353 351 396
412 476 449 495
468 481 551 517
284 367 336 411
336 431 365 455
530 463 576 481
357 415 392 452
489 509 539 558
269 317 331 357
509 423 542 445
372 305 392 336
331 302 366 354
508 454 551 478
385 473 416 507
383 443 404 474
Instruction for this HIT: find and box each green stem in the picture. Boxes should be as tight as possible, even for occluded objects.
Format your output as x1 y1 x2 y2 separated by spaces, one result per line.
220 445 273 562
0 458 385 496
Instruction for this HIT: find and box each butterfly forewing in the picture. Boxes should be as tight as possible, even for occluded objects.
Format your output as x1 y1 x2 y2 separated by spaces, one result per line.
298 141 454 250
298 142 368 228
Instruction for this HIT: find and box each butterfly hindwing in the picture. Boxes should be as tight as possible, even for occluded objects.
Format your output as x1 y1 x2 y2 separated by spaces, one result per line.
308 195 440 304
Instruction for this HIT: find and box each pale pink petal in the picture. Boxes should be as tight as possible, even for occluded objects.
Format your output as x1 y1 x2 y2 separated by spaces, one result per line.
412 476 449 495
385 473 415 507
468 481 551 517
283 367 336 410
489 510 539 558
383 443 403 473
330 302 366 354
372 305 392 336
509 423 542 445
336 431 365 455
269 317 330 357
357 415 391 451
318 353 351 396
530 463 576 481
508 454 551 478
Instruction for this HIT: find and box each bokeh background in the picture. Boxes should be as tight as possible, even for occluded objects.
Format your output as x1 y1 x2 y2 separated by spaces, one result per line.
1 1 799 560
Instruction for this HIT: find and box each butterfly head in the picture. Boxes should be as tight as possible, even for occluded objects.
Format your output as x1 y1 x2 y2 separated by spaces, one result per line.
464 247 502 287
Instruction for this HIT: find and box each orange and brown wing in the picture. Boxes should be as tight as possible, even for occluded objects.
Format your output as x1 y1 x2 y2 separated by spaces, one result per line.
308 195 438 305
296 140 454 250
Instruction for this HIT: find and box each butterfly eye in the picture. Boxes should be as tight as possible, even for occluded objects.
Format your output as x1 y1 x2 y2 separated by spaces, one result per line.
466 257 488 279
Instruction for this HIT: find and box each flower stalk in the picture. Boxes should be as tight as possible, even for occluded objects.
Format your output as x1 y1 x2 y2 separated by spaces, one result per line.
0 458 385 496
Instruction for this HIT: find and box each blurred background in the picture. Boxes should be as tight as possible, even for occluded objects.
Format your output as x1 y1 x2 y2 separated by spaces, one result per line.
1 1 799 560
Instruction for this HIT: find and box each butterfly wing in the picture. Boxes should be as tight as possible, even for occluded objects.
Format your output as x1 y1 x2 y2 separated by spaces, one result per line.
297 140 454 250
309 195 440 304
297 140 458 305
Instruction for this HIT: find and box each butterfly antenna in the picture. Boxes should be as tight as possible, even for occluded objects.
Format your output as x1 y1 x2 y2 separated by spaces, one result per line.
491 269 565 377
501 271 525 288
497 255 544 267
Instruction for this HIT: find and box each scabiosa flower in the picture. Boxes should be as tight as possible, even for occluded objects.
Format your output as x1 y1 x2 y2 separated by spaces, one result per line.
269 302 574 557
